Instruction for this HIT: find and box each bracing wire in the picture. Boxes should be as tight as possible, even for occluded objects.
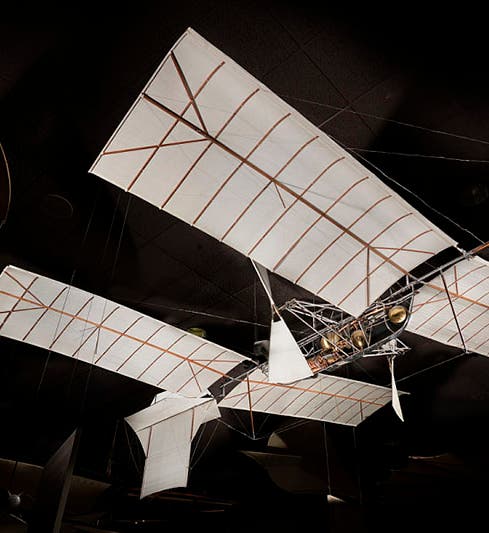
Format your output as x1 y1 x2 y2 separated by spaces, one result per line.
189 422 206 463
273 418 308 435
217 418 268 441
36 184 101 398
78 195 132 419
229 407 253 435
101 190 122 265
115 298 270 329
220 411 316 443
280 94 489 148
124 420 142 475
256 413 272 436
106 419 120 477
190 420 220 469
350 147 489 164
109 196 132 282
332 135 485 246
394 350 469 385
279 91 488 247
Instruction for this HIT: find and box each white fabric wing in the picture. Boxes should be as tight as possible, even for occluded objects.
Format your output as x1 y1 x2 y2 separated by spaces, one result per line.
125 393 220 498
0 265 249 396
406 256 489 356
90 27 455 317
219 368 402 426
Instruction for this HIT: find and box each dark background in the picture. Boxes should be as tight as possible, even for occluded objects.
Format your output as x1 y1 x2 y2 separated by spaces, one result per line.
1 2 489 530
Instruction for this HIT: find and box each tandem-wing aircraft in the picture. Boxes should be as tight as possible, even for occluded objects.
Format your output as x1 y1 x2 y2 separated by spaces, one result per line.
1 28 488 499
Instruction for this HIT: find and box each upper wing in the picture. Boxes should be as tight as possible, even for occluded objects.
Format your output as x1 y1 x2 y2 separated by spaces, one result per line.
219 368 401 427
406 255 489 355
0 265 249 397
90 27 455 318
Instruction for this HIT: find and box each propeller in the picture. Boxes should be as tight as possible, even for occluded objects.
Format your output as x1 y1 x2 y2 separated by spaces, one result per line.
251 260 312 384
388 355 404 422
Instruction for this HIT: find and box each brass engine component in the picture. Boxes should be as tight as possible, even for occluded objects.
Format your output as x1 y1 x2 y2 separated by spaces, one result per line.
350 329 367 349
320 331 351 352
388 305 408 325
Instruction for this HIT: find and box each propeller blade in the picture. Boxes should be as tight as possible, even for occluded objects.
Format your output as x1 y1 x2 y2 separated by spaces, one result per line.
251 260 312 383
251 260 275 309
268 317 313 383
389 356 404 422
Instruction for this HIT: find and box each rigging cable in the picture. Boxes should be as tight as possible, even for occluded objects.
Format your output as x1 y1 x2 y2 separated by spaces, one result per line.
101 190 122 265
35 184 101 398
106 419 120 477
394 350 469 385
440 273 467 352
190 419 220 470
280 94 489 148
273 418 308 435
271 15 379 140
279 92 488 247
62 187 103 402
217 418 260 441
332 135 485 246
123 419 142 475
78 195 132 420
117 299 270 329
349 148 489 164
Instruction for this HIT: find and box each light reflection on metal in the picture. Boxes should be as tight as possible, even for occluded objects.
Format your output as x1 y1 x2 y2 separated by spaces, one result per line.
351 329 367 349
320 335 332 352
388 305 408 324
280 290 413 374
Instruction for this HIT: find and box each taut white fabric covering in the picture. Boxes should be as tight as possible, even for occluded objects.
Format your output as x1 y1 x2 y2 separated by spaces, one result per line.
125 392 220 497
406 256 489 356
219 368 402 426
90 27 455 317
0 265 249 396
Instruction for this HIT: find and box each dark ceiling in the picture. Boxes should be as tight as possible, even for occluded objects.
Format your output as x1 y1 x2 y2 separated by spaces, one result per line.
1 2 489 529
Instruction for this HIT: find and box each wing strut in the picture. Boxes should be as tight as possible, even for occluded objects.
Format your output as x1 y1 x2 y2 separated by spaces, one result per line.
440 272 467 353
